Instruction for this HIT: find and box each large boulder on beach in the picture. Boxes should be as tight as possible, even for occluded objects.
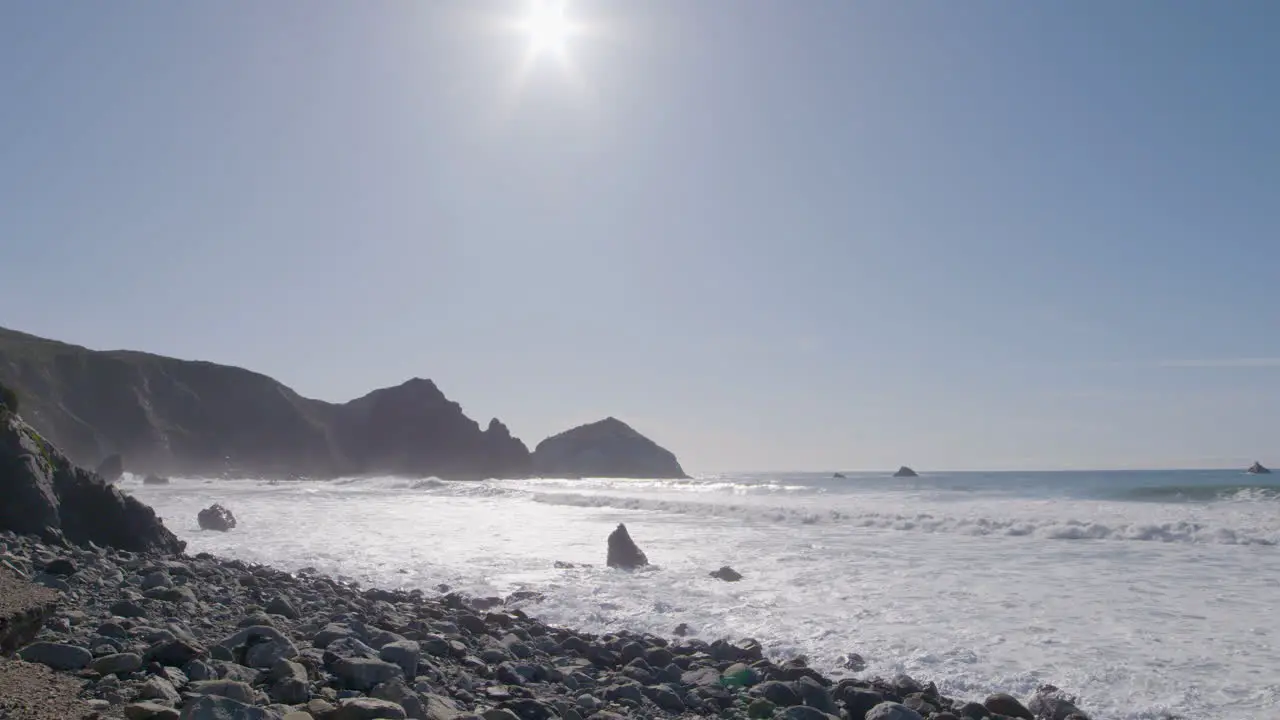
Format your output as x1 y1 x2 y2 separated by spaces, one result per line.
532 417 687 479
892 466 918 478
95 453 124 483
606 524 649 569
865 702 924 720
985 693 1034 719
0 411 185 553
198 504 237 531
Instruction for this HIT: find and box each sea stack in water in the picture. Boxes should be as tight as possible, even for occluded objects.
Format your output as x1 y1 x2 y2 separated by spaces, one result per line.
832 472 846 479
893 466 919 478
198 504 236 531
0 411 184 553
606 523 649 569
532 417 687 479
142 474 170 485
1247 462 1271 475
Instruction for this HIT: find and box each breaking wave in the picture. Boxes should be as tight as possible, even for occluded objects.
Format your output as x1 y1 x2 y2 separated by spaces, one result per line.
531 492 1280 546
1118 483 1280 503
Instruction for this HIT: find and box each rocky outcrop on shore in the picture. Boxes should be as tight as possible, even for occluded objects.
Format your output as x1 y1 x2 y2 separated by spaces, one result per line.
0 528 1094 720
0 412 185 555
532 418 688 479
0 327 532 481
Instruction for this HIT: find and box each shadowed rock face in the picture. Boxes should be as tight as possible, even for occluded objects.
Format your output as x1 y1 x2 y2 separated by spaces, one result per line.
0 412 185 554
1247 462 1271 475
532 417 687 479
606 524 649 569
893 466 918 478
330 379 530 480
94 454 123 483
0 327 531 481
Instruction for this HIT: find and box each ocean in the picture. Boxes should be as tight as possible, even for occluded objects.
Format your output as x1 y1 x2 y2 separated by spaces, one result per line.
125 470 1280 720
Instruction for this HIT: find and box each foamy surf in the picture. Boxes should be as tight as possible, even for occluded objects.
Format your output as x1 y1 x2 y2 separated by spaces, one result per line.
126 469 1280 720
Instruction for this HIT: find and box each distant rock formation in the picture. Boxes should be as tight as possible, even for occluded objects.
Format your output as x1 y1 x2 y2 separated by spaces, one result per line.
893 466 918 478
606 524 649 569
532 417 687 479
832 472 846 479
0 326 531 481
1247 462 1271 475
331 379 530 480
94 454 123 484
709 566 742 582
197 504 236 532
0 411 184 554
142 474 169 485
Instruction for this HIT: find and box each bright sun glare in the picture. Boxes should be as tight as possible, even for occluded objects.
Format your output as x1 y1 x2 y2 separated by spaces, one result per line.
521 0 575 56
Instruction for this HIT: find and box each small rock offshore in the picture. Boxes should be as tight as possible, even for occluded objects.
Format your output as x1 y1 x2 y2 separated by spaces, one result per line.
0 530 1091 720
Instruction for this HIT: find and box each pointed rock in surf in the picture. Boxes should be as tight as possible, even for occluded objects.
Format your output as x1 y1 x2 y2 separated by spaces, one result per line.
606 523 649 569
832 472 846 479
1246 461 1271 475
893 466 918 478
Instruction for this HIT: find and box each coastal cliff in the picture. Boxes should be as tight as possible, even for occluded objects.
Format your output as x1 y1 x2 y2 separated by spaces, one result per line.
0 327 688 481
0 327 531 480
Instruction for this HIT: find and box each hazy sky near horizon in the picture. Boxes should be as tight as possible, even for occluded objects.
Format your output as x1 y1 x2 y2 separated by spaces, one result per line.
3 2 1279 472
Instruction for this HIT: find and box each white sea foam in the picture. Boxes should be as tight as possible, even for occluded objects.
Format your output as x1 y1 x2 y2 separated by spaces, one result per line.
526 491 1280 545
124 471 1280 720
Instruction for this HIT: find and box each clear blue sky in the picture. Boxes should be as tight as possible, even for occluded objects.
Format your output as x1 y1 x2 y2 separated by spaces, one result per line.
2 1 1278 472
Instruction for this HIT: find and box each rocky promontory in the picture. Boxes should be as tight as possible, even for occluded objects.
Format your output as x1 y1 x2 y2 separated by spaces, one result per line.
532 418 688 479
0 410 184 555
0 327 531 481
0 327 696 483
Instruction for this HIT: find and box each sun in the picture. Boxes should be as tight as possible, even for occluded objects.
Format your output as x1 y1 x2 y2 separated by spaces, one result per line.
520 0 576 57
